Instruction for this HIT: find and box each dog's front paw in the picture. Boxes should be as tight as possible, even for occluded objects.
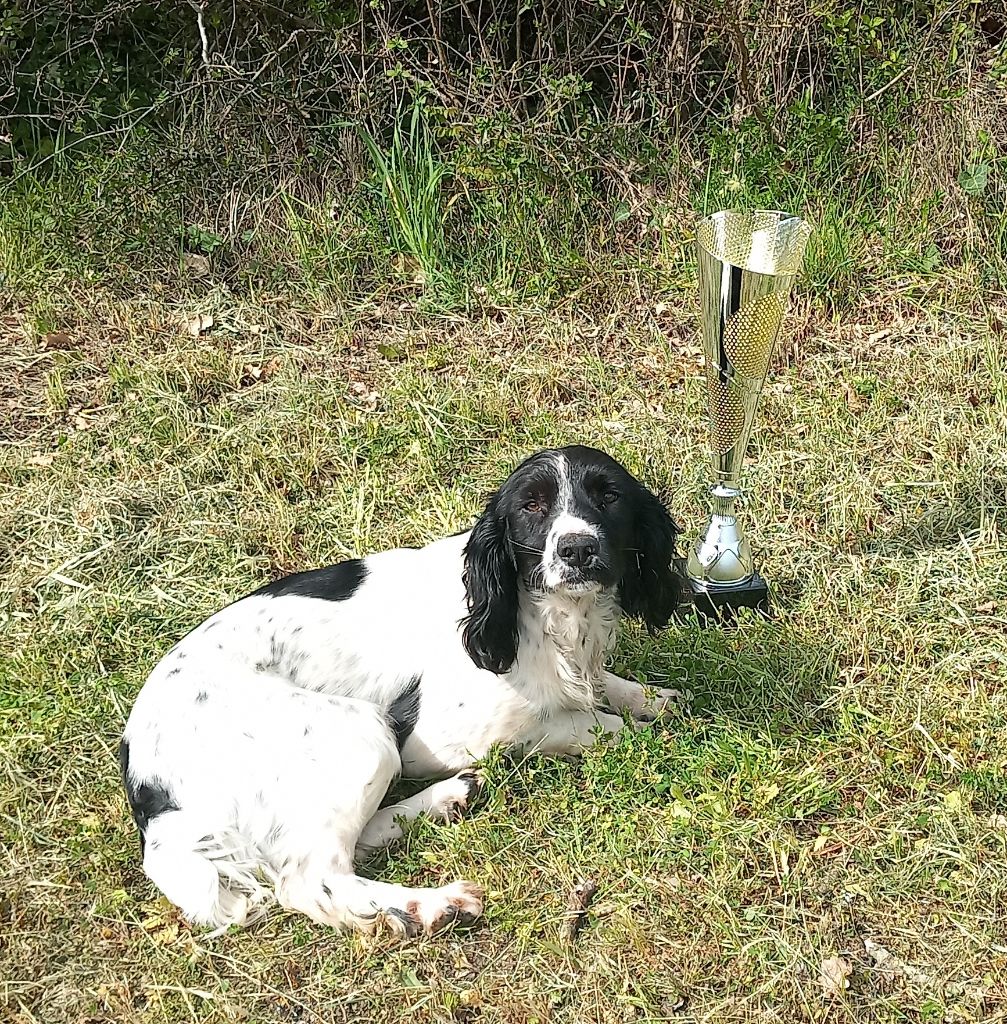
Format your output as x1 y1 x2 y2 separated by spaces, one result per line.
631 685 683 722
427 771 484 823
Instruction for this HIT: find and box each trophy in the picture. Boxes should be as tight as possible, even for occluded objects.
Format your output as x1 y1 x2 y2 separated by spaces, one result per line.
679 209 812 620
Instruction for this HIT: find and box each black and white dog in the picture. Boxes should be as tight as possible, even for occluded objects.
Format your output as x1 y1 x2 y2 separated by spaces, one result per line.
119 445 683 937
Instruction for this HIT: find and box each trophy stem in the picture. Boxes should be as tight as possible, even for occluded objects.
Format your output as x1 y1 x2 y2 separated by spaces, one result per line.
686 483 753 587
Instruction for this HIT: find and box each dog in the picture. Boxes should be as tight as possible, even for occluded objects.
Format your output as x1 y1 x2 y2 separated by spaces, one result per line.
119 445 684 937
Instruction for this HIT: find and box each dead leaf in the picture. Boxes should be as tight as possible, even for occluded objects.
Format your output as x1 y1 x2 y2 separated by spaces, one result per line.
41 331 74 350
182 252 212 277
819 956 851 998
863 938 931 987
283 960 302 990
28 453 54 467
867 328 893 344
185 314 214 337
843 384 865 414
240 357 281 388
976 600 997 614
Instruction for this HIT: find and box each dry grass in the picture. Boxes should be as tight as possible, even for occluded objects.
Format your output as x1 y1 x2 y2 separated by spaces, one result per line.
2 268 1006 1024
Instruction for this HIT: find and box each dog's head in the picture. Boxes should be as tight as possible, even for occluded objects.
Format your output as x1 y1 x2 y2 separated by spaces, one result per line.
461 445 683 673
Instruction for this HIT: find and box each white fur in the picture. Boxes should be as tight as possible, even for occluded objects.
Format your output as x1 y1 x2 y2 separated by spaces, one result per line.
542 453 601 589
120 451 679 937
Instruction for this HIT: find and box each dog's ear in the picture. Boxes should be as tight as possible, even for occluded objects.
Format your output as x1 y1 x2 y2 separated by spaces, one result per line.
462 495 519 674
619 484 683 631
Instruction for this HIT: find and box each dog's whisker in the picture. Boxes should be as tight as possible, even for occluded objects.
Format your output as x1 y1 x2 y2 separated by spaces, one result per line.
511 542 546 554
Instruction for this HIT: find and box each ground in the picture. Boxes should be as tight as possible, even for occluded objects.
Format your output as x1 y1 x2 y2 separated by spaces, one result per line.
1 280 1005 1024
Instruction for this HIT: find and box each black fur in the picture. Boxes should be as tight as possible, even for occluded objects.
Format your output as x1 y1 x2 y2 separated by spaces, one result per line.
617 484 683 631
255 559 368 601
118 739 179 853
462 493 520 674
462 446 682 671
387 675 422 750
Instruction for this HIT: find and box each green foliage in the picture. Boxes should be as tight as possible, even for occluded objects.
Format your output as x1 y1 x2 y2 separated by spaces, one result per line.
2 1 1004 307
358 102 453 296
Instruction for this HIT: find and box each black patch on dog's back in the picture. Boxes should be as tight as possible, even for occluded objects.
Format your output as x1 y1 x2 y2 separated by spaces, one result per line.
254 559 368 602
387 676 421 750
119 739 180 854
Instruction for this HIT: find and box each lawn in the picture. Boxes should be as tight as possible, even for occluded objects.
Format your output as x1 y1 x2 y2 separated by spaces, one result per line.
2 252 1005 1023
2 6 1006 1009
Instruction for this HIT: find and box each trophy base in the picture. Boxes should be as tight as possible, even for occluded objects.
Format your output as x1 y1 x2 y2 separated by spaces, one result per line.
673 557 770 624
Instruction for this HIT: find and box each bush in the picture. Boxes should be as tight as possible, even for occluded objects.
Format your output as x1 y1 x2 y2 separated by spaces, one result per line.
1 1 1004 306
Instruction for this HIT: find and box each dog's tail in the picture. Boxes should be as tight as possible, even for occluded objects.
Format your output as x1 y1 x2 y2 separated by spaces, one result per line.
142 816 274 935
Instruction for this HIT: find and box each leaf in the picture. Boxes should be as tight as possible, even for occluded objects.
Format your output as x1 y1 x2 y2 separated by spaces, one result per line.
943 789 965 813
41 331 73 350
182 252 212 277
819 956 851 998
378 343 405 361
959 162 990 196
185 314 214 337
920 241 941 273
400 967 424 989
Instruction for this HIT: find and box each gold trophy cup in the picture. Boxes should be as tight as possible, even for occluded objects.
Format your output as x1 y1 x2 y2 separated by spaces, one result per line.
680 209 812 619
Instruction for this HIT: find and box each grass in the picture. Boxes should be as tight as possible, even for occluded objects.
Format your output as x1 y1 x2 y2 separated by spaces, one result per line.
2 262 1006 1023
2 65 1006 1018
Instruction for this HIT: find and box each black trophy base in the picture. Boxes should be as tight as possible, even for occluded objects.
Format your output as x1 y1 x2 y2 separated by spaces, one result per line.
673 557 771 625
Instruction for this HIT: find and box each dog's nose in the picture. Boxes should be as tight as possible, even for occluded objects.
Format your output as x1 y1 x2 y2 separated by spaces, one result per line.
557 533 599 568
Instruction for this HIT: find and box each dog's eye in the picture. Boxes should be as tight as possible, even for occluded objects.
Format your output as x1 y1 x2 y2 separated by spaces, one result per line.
601 489 620 505
523 498 546 514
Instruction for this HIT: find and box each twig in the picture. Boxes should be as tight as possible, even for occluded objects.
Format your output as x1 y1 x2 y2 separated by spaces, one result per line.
560 877 598 944
727 18 781 149
912 696 961 770
188 0 211 69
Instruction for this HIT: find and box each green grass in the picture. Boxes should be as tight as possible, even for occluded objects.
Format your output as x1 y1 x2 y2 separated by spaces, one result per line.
2 58 1005 1016
2 244 1006 1022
